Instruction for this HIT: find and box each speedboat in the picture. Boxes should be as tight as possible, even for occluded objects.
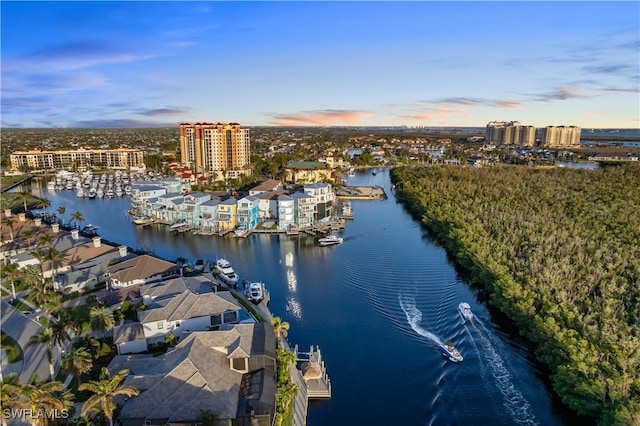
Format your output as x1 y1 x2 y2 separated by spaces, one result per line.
81 224 99 236
247 282 265 304
439 341 463 363
318 234 343 246
458 302 473 322
215 258 239 287
194 259 205 272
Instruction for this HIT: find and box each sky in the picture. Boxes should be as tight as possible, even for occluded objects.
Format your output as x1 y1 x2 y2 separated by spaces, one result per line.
1 1 639 129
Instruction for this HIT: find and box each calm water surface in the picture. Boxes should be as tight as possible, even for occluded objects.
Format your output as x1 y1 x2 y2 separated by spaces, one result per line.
17 170 580 426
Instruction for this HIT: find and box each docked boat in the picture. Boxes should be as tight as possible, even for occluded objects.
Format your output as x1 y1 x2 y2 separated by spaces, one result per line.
439 341 463 363
318 234 343 246
247 282 265 304
81 224 99 236
459 302 473 322
76 189 85 198
194 259 206 272
87 188 97 199
133 216 154 226
215 258 239 287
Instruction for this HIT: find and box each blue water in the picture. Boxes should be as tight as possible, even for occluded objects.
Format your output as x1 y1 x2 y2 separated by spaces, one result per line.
15 172 582 425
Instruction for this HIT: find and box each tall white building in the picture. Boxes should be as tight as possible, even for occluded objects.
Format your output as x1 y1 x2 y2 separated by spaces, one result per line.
485 121 536 146
540 126 581 148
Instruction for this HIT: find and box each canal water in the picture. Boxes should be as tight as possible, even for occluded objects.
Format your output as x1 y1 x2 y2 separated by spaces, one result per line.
16 170 580 426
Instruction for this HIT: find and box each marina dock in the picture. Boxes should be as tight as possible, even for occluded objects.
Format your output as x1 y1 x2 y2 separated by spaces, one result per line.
336 185 387 200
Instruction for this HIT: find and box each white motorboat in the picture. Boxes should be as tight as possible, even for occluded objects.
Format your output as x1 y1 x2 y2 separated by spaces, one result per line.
439 341 463 363
215 258 239 287
247 282 265 304
77 189 85 198
194 259 206 272
459 302 473 322
318 234 343 246
87 188 97 199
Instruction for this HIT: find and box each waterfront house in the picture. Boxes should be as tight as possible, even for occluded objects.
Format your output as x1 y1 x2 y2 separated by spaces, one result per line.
291 192 316 229
130 184 167 201
52 240 131 293
257 189 289 220
284 161 334 184
106 254 180 290
138 290 242 345
217 198 238 231
304 182 335 221
237 195 260 230
277 194 295 230
249 179 283 196
108 324 276 426
197 199 220 231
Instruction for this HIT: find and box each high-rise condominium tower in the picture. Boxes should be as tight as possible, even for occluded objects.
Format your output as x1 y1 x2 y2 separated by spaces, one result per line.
179 122 251 178
540 126 581 148
485 121 537 146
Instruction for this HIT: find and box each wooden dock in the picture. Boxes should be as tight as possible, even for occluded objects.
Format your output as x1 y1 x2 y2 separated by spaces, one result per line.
294 345 332 399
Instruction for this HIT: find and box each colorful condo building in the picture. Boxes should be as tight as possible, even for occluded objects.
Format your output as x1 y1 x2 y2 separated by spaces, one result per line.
179 122 251 180
9 148 145 172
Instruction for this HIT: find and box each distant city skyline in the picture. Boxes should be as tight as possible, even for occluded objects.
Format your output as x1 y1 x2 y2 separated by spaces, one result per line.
1 1 638 129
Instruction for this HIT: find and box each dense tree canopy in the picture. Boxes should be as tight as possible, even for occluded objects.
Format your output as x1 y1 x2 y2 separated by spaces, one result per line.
391 163 640 425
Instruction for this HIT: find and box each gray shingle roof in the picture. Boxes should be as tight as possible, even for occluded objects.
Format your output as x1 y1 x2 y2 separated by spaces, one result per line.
110 323 275 422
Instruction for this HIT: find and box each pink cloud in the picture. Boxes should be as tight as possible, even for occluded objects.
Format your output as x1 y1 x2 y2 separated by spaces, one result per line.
270 109 371 126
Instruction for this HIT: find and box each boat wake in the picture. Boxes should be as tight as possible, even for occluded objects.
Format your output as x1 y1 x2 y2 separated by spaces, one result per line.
466 319 539 426
398 294 443 347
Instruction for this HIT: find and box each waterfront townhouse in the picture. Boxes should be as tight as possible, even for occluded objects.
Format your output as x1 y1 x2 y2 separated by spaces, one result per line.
175 192 211 225
108 323 276 426
291 192 316 229
197 199 221 231
130 184 167 202
249 178 283 196
1 211 68 261
257 189 289 220
304 182 335 221
277 194 295 230
151 192 185 224
106 254 180 290
237 195 260 230
217 198 238 231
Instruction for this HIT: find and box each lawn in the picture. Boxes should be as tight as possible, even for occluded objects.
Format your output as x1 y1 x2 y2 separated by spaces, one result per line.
9 298 32 313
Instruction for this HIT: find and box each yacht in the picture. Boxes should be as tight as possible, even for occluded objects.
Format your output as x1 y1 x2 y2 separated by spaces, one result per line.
76 188 85 198
96 188 104 199
87 188 97 199
215 258 239 287
459 302 473 322
247 282 265 304
318 234 343 246
439 341 463 363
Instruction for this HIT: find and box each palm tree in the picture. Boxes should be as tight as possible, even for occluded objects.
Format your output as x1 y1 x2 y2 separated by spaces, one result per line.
2 215 16 241
89 306 115 341
44 246 61 285
19 378 75 426
37 233 54 248
1 373 22 426
271 316 290 347
37 198 51 216
56 206 66 226
80 368 139 426
70 211 84 230
50 316 76 348
74 335 102 360
26 327 57 381
61 347 93 386
1 261 21 300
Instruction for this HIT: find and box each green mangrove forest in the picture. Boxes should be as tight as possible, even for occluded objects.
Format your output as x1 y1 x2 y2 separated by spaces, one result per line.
390 163 640 425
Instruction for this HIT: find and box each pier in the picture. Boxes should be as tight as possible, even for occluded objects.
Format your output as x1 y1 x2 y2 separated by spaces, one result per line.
336 185 387 200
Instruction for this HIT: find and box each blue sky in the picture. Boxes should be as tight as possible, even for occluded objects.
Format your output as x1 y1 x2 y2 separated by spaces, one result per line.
1 1 638 128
